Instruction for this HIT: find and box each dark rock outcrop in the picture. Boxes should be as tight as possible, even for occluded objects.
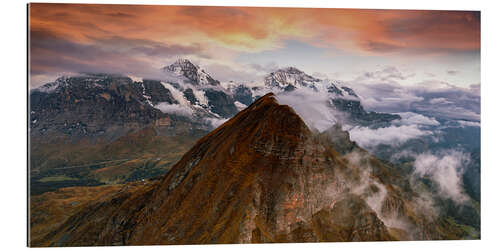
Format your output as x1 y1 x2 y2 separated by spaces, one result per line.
232 85 253 106
204 89 238 118
330 98 400 126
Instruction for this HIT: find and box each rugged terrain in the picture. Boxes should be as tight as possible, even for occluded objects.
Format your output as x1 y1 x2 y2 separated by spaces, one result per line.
29 61 240 194
29 59 480 246
29 59 397 195
30 94 477 246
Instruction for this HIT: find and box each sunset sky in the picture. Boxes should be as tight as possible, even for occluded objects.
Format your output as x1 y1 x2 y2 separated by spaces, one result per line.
29 3 480 89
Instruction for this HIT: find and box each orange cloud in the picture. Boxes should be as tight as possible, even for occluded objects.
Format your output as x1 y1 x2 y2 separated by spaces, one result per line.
29 4 480 55
28 3 480 87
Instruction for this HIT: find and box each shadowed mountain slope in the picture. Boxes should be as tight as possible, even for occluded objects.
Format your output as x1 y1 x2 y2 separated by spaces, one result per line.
31 93 474 246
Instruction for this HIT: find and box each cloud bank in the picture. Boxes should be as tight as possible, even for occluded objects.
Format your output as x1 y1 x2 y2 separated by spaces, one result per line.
344 67 480 121
347 124 431 148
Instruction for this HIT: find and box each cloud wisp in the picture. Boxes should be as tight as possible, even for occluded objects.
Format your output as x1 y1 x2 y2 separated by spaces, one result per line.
274 87 338 132
413 150 471 203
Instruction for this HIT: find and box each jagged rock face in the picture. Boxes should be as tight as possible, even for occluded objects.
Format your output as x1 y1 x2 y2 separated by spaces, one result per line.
182 88 198 106
312 195 394 241
138 80 178 106
327 83 344 95
320 124 358 155
232 85 253 106
204 89 239 118
160 59 238 118
330 99 400 126
163 59 220 86
31 75 220 138
127 93 348 244
36 93 464 247
326 83 358 99
264 67 320 89
30 75 171 138
340 86 358 98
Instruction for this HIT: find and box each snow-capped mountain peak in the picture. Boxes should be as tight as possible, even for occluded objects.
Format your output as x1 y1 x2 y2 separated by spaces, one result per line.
33 74 133 93
264 67 320 89
162 59 219 86
34 76 69 93
30 59 397 134
163 59 197 74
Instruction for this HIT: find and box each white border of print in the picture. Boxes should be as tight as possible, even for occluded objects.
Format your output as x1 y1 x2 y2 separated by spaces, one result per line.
2 0 498 250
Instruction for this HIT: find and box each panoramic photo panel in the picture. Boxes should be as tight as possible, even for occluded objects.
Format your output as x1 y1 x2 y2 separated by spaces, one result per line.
28 3 480 246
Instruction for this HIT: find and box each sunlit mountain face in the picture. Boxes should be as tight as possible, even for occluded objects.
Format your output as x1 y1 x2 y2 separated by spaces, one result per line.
28 4 480 246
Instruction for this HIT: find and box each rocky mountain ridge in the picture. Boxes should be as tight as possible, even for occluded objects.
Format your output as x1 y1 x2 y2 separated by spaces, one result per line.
27 59 405 195
30 94 476 246
31 59 400 136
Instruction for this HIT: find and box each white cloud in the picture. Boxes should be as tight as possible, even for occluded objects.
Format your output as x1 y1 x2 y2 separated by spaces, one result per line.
457 120 481 127
203 117 228 128
190 87 209 106
154 103 193 117
234 101 247 111
393 112 440 126
127 75 143 83
413 150 470 203
347 124 431 148
274 87 338 132
349 83 425 113
429 97 451 105
160 81 191 107
414 105 480 121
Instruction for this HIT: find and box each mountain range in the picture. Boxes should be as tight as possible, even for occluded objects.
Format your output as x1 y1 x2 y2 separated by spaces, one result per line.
30 93 478 246
29 59 400 193
30 59 400 135
29 59 480 245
